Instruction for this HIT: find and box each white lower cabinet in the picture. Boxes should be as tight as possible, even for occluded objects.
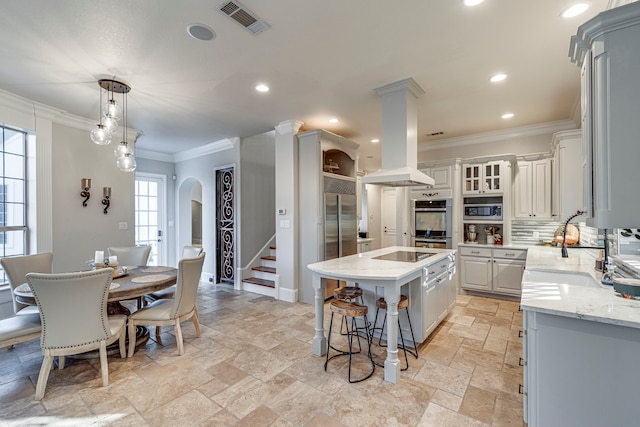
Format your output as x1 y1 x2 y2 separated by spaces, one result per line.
522 308 640 426
460 246 526 296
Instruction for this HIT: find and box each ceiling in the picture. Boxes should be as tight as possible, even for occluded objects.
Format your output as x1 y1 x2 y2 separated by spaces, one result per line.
0 0 618 171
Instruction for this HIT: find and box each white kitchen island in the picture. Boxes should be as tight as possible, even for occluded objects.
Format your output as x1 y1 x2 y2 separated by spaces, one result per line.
307 246 455 384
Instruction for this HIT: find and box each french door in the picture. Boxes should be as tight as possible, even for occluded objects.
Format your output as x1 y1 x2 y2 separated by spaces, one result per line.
135 173 166 266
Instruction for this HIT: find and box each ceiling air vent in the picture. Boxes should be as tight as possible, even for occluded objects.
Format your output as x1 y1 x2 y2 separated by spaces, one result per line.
218 1 269 35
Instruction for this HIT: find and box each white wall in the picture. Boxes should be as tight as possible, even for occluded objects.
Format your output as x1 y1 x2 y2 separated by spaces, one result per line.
51 123 135 272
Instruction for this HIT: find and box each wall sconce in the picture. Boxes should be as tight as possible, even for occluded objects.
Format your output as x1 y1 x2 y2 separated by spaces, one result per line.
102 187 111 214
81 178 91 207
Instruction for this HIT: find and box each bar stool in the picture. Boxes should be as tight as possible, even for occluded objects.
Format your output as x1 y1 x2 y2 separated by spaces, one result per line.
324 299 375 383
371 295 418 371
334 285 365 335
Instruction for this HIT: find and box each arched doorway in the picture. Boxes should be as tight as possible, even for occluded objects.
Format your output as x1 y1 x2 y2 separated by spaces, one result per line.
177 178 203 262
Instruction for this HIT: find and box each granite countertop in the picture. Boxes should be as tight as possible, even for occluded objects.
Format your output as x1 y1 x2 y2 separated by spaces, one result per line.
517 244 640 329
307 246 454 282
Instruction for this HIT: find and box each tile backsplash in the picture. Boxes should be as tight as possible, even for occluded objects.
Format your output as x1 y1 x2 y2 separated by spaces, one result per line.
511 220 600 246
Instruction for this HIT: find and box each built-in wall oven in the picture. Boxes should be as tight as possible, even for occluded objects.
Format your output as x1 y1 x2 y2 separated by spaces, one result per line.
412 199 452 249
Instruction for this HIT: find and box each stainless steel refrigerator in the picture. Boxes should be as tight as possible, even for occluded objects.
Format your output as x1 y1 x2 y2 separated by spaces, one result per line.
324 193 358 299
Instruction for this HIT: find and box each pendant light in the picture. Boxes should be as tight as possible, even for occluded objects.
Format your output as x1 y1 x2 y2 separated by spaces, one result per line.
90 78 136 171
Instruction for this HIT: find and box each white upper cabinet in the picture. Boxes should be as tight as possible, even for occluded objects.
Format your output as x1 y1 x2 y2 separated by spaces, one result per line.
570 2 640 228
463 161 504 195
514 159 552 220
551 130 583 221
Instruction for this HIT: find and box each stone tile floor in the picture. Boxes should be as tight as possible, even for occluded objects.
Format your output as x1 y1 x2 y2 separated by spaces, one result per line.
0 284 525 426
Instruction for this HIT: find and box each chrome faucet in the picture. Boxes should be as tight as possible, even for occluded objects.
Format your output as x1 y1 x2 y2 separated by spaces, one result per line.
561 210 585 258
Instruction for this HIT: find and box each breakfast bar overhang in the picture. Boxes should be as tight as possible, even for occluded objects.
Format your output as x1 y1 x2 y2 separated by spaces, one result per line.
307 246 456 384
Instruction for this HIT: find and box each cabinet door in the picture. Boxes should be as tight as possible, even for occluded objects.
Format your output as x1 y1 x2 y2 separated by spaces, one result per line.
514 161 533 218
430 165 452 189
424 284 439 337
581 50 594 220
492 258 525 295
557 137 584 220
484 161 503 193
531 159 552 219
461 256 492 291
463 164 482 194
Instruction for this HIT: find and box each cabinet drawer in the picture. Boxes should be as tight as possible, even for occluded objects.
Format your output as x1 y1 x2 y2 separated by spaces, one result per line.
493 248 527 260
459 246 492 258
423 260 449 286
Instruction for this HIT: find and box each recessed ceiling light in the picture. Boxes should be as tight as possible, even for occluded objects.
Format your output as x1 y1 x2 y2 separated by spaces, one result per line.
490 73 507 83
371 139 379 143
255 84 269 92
502 113 514 119
329 118 339 123
463 0 485 6
187 24 216 41
561 3 590 18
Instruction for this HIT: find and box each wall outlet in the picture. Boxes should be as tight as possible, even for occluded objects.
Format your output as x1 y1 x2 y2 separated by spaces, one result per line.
119 222 128 230
533 231 540 239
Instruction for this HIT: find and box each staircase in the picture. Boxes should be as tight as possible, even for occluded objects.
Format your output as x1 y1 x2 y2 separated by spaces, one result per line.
242 246 277 298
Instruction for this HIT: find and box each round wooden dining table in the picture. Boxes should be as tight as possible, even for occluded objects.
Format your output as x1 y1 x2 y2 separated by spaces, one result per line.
14 265 177 316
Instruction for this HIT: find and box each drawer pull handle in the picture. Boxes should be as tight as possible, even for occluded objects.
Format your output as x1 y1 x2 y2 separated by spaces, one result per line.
518 330 524 338
518 305 522 312
471 251 480 254
519 384 525 395
505 253 515 256
519 357 526 366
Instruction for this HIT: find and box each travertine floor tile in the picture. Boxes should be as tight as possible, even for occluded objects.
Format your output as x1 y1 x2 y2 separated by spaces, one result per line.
0 286 524 427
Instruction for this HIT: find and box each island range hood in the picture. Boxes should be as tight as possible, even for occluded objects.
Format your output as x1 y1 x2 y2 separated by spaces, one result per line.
361 78 434 187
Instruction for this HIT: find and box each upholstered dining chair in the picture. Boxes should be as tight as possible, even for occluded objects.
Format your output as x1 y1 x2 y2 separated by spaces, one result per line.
145 246 203 304
0 314 42 350
26 268 127 400
0 252 53 317
128 252 205 357
106 245 152 266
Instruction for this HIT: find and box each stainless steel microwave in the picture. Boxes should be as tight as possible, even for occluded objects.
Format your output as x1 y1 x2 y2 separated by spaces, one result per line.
463 203 502 221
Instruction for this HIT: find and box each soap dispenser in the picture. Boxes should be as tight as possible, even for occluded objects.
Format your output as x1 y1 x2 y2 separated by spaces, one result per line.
601 257 615 286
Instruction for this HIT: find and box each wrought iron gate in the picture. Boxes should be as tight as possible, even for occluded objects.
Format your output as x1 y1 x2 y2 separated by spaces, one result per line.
216 167 234 283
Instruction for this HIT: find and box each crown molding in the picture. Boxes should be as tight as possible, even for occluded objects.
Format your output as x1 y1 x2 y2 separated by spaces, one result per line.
419 120 578 153
173 137 238 163
135 149 175 162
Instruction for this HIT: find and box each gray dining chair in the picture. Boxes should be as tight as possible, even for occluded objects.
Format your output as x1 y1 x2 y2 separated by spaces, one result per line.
128 252 205 357
145 246 203 304
0 314 42 350
106 246 152 266
0 253 53 316
26 268 127 400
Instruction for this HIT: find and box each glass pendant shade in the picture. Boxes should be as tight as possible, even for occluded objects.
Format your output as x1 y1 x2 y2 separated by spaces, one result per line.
104 99 122 121
103 116 118 133
90 124 112 145
116 152 136 172
114 141 131 158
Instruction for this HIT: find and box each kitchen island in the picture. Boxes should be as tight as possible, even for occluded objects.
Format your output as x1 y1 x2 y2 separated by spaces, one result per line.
307 246 455 384
520 248 640 426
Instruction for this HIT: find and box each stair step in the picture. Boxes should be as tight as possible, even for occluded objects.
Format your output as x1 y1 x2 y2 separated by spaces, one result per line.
243 277 275 288
262 255 276 261
252 266 276 274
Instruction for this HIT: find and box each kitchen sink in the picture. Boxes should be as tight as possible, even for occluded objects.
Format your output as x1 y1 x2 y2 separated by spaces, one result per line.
522 268 600 287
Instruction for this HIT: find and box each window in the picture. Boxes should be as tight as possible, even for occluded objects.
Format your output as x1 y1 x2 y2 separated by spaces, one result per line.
0 126 28 284
135 175 165 266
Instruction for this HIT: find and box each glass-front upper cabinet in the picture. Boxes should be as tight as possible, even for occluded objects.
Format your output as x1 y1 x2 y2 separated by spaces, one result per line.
463 161 503 195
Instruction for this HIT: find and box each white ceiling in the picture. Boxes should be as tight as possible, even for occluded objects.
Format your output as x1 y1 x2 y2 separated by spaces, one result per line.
0 0 616 171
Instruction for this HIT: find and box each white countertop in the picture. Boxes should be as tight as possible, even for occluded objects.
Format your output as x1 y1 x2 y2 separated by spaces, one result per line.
515 244 640 329
307 246 454 282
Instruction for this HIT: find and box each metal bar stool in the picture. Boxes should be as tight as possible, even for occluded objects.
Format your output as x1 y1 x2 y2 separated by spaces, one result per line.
334 286 366 335
324 299 375 383
370 295 418 371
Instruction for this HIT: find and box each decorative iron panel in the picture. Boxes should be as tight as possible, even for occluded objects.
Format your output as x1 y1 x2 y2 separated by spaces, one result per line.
217 168 234 283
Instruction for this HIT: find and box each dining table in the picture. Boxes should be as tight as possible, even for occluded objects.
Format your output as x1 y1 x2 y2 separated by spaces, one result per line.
13 265 178 357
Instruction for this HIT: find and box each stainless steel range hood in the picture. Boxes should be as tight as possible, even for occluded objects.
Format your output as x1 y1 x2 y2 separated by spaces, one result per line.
361 78 434 187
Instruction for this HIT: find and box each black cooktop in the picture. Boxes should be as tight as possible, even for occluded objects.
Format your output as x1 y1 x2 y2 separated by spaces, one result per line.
372 251 434 263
